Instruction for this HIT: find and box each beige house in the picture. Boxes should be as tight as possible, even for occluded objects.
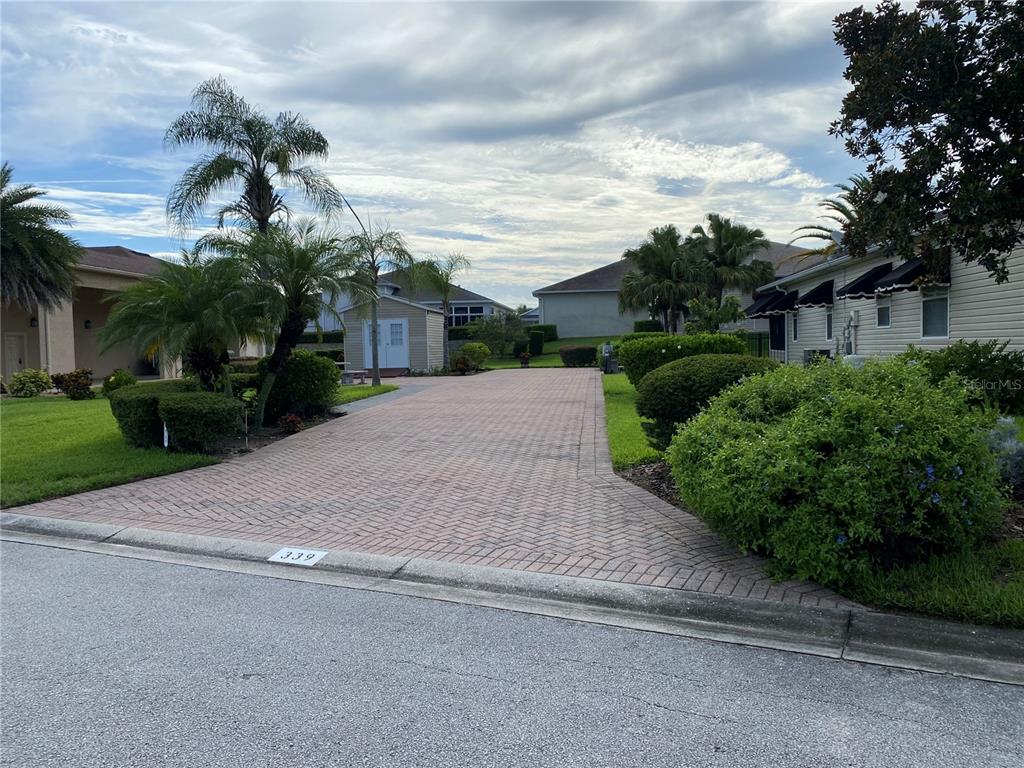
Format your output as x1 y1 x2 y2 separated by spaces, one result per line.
1 246 176 382
338 292 445 374
746 246 1024 364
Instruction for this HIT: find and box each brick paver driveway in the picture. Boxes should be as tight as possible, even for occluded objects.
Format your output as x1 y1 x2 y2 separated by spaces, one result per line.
12 370 849 607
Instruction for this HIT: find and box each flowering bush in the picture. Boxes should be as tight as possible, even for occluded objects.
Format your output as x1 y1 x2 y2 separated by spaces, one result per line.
101 368 138 398
277 413 304 434
8 368 52 398
616 333 746 386
52 368 96 400
668 358 1006 587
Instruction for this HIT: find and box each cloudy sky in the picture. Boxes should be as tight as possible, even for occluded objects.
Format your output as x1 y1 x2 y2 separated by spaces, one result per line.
2 1 864 308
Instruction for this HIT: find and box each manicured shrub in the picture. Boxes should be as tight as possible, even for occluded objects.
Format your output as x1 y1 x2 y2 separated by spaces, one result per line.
559 346 597 367
278 413 305 434
616 331 670 349
158 392 241 452
461 342 491 370
512 338 529 357
447 325 473 341
636 354 779 450
229 372 261 394
617 332 746 386
533 324 558 342
313 349 344 363
8 368 52 398
51 368 96 400
108 380 199 447
668 359 1006 588
528 330 545 356
229 359 261 374
634 319 664 333
257 349 339 423
901 340 1024 414
102 368 137 398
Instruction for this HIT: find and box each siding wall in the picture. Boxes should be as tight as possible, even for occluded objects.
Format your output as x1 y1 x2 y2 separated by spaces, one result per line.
426 311 445 369
778 247 1024 364
537 292 645 338
342 296 442 371
720 286 770 334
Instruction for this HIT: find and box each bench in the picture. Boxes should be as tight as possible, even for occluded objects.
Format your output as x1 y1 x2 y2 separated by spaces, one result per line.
336 362 368 385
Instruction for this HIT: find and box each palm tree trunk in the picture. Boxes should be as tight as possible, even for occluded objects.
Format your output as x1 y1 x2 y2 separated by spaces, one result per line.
254 312 305 429
370 299 381 386
441 298 450 368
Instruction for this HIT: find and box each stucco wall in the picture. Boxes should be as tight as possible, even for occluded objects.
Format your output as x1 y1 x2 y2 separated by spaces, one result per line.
72 287 141 378
537 292 645 338
1 304 42 378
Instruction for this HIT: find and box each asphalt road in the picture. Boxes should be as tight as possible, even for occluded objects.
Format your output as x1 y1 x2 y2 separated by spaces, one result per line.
2 541 1022 768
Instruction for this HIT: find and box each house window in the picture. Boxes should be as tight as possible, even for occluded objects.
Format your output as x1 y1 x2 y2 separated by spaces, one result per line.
877 298 891 328
921 288 949 338
825 310 833 341
448 304 487 327
792 313 799 342
390 322 403 346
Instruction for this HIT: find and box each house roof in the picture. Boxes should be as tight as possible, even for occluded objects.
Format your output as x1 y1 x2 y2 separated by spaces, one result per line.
379 270 510 310
79 246 164 276
338 292 444 315
533 242 818 296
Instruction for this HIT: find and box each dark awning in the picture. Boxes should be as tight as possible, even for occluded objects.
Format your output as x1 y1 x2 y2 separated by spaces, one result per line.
743 292 782 317
836 263 892 299
749 290 798 318
875 258 926 294
796 279 834 308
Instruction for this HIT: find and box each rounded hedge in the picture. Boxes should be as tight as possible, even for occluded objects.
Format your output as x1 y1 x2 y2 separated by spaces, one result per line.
8 368 52 398
158 392 241 453
257 349 338 423
108 380 199 447
559 345 597 367
637 354 779 450
52 368 96 400
633 319 664 333
668 358 1006 588
617 333 746 386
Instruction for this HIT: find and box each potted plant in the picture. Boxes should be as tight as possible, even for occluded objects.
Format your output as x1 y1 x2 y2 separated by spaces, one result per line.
520 351 531 368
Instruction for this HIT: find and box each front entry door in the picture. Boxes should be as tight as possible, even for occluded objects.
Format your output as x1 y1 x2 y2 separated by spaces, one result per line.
4 333 27 376
362 319 410 369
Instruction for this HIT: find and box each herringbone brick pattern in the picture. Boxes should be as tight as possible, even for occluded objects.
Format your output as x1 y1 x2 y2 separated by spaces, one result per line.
13 370 853 608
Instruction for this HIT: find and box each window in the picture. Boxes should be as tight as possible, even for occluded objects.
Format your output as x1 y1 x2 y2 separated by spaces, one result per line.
921 288 949 338
448 304 487 327
390 322 403 346
792 313 799 342
825 310 833 341
876 299 891 328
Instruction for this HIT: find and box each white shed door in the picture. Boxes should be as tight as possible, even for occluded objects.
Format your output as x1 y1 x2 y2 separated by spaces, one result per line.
363 319 409 369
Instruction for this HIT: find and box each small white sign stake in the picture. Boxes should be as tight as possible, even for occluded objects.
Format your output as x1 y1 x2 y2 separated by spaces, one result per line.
268 547 328 567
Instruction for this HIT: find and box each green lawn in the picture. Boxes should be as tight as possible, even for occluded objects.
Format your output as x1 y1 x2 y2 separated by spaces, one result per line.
848 540 1024 628
601 373 660 470
0 396 216 508
486 336 620 370
334 384 398 404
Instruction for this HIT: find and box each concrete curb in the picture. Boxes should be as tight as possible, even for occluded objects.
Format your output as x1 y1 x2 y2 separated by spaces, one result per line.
3 512 1023 686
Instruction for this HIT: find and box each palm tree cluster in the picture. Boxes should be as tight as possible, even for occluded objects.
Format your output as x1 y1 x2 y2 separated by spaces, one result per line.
94 78 471 426
619 214 775 333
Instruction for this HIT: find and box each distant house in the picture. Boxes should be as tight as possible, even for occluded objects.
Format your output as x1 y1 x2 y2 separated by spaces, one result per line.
532 260 646 338
314 272 508 374
520 306 540 325
1 246 178 381
745 245 1024 364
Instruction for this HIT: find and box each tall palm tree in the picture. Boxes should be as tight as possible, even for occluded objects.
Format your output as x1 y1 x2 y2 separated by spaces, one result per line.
204 219 374 427
618 225 708 334
165 76 342 233
688 213 774 330
1 163 82 311
788 174 871 257
341 221 415 385
412 251 471 366
99 248 270 390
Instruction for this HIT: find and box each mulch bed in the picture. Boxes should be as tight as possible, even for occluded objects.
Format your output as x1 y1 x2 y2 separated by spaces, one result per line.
209 412 342 458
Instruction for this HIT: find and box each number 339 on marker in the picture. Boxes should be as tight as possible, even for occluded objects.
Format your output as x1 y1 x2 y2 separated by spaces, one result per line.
268 547 328 566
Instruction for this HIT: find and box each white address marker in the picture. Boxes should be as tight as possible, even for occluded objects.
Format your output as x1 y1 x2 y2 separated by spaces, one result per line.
268 547 328 567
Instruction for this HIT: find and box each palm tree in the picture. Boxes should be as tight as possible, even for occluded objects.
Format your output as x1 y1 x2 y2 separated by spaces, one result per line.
412 251 471 366
618 225 708 334
788 174 871 257
1 163 82 311
688 213 774 330
165 76 341 234
99 248 270 390
205 219 374 427
341 221 415 385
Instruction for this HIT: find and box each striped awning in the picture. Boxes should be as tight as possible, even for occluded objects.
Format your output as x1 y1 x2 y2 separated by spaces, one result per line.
747 290 798 318
874 258 927 294
796 279 834 308
836 263 893 300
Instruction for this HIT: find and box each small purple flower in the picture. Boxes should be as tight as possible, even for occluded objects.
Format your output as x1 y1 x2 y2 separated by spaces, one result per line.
954 465 964 478
925 465 935 477
893 423 904 434
918 482 929 491
930 492 941 504
835 534 848 546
